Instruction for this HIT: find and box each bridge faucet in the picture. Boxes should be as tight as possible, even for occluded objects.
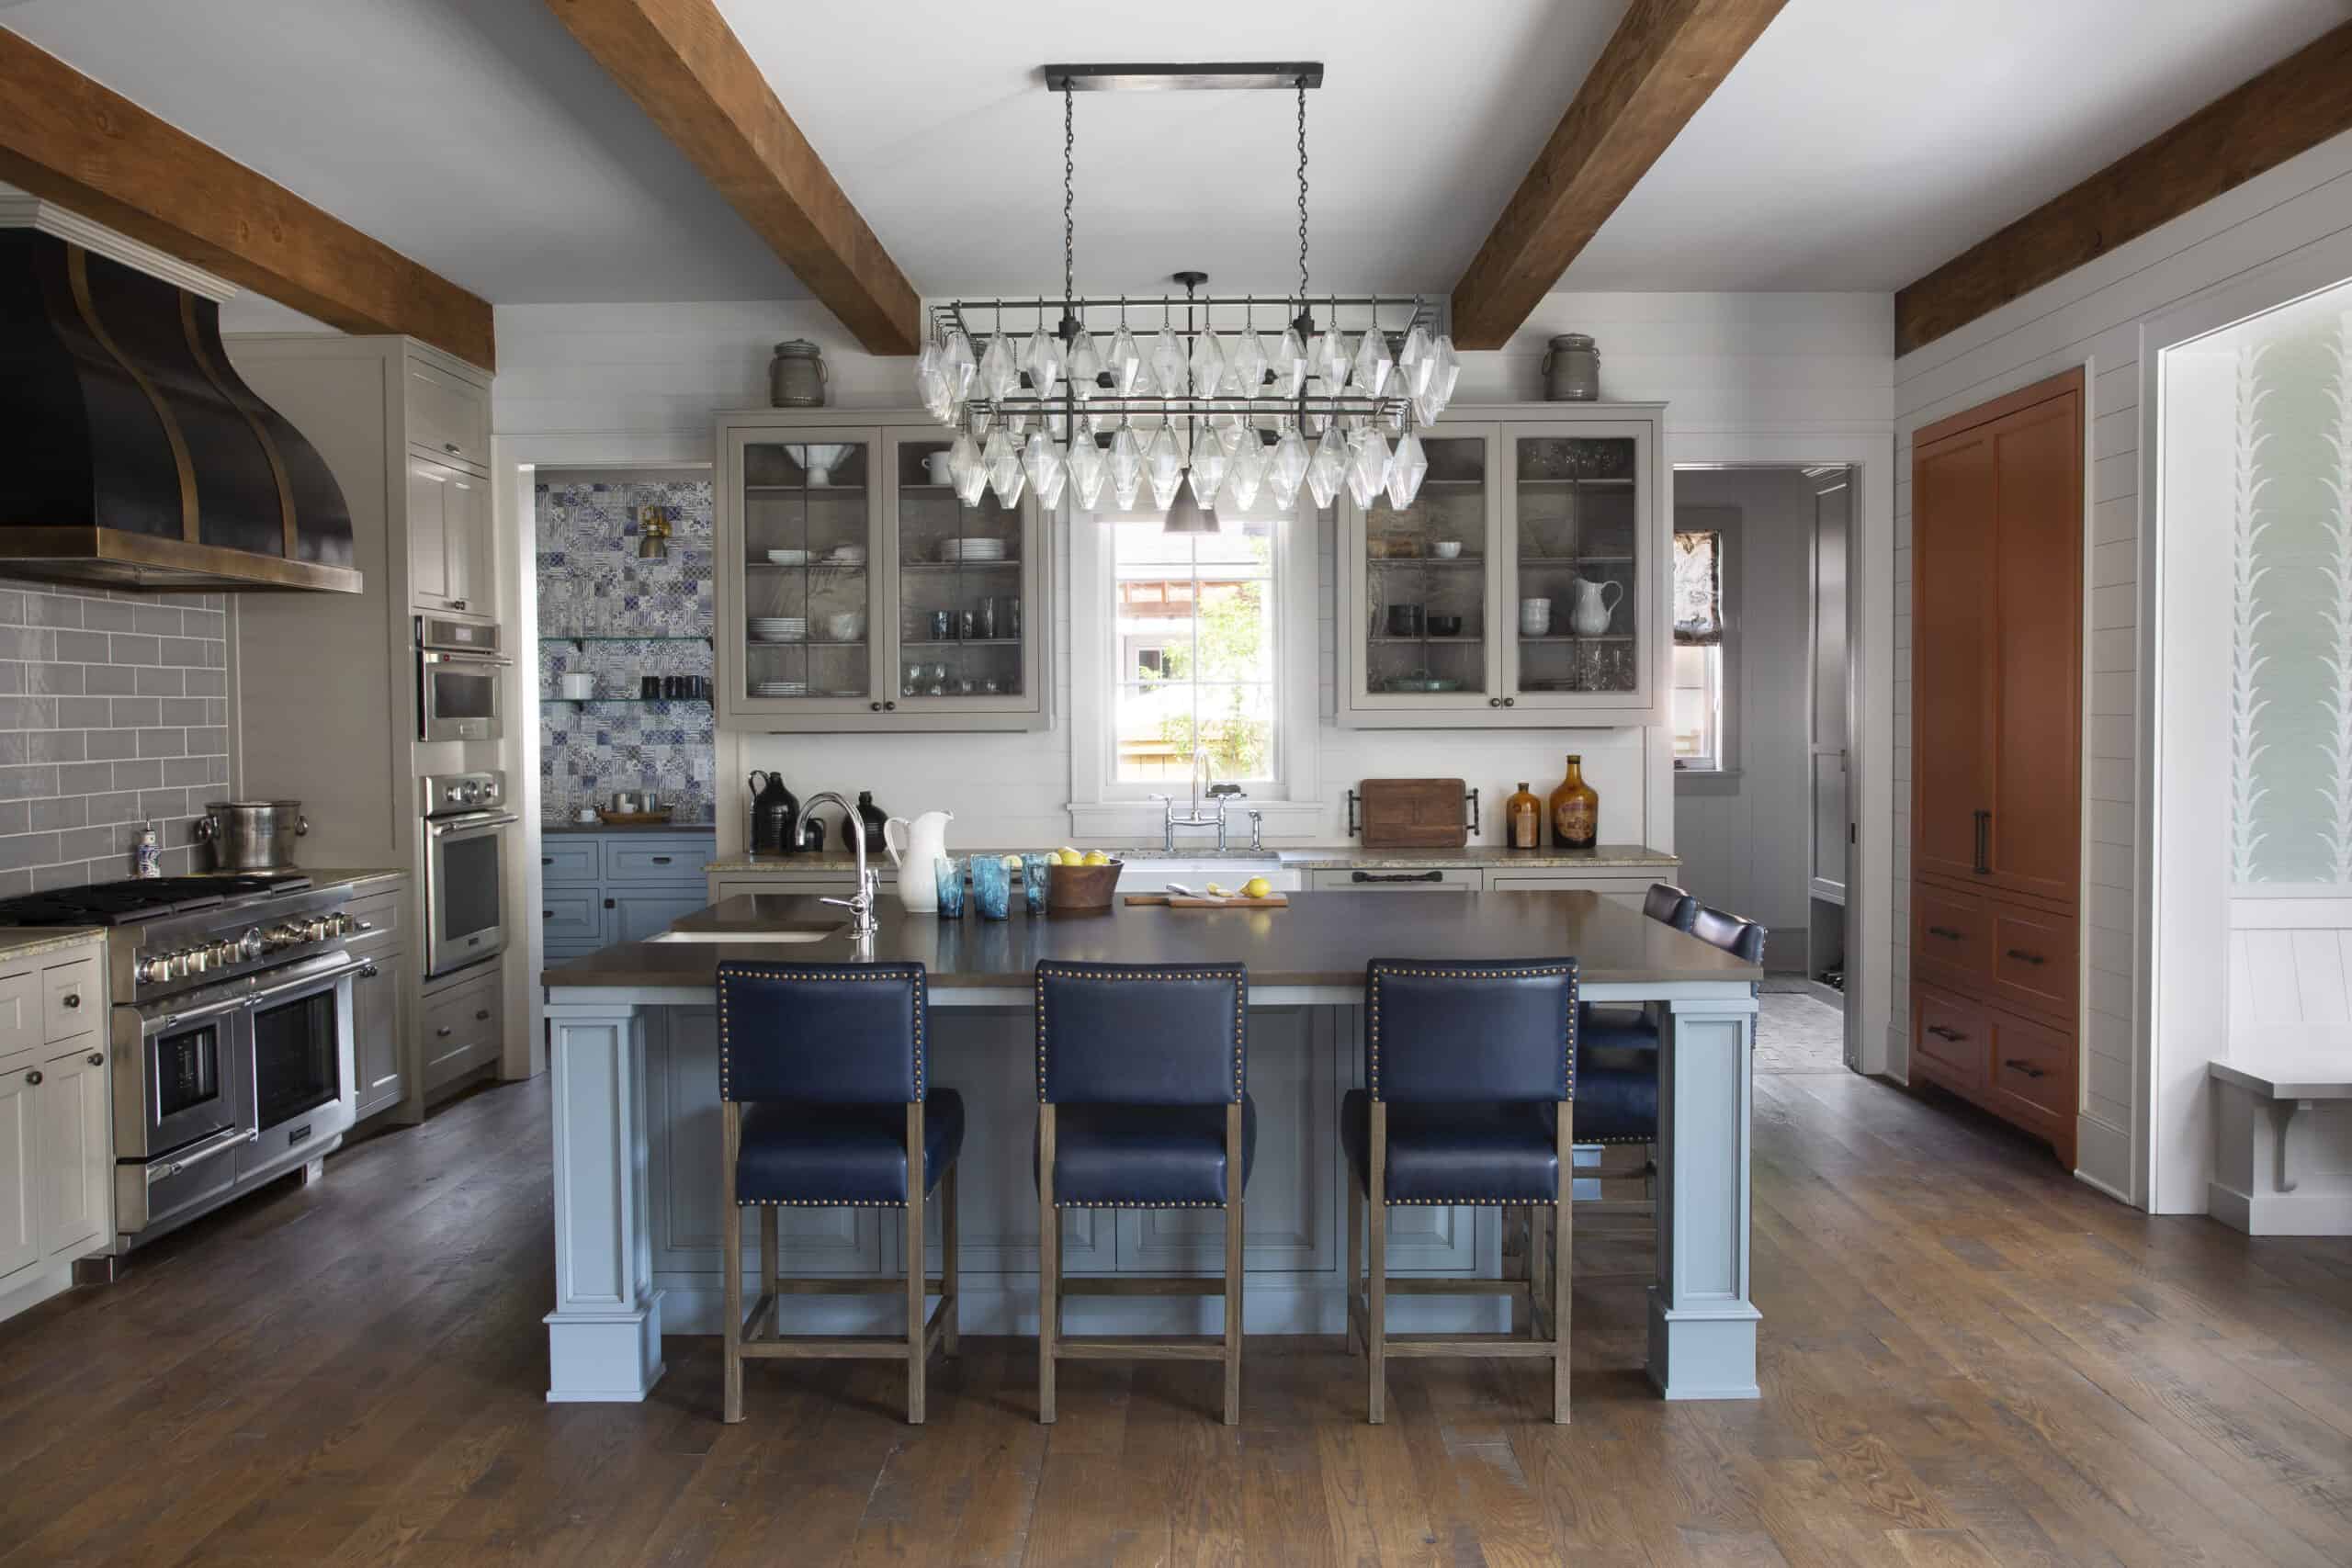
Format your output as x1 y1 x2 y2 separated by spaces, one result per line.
1150 749 1247 852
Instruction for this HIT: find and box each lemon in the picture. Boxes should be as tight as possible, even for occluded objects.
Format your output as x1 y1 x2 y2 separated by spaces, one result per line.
1205 882 1228 897
1001 854 1023 871
1058 847 1082 863
1082 850 1111 867
1241 876 1273 899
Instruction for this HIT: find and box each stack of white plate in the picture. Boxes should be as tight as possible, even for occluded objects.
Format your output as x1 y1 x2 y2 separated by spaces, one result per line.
938 538 1007 563
765 548 812 566
752 681 807 698
749 616 807 643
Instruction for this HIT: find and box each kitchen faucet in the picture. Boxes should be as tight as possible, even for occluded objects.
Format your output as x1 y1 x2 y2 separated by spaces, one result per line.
804 791 878 946
1151 747 1247 852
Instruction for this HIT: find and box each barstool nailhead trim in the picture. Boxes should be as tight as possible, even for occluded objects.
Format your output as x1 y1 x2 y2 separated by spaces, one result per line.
717 963 928 1100
1365 962 1577 1101
1034 963 1248 1103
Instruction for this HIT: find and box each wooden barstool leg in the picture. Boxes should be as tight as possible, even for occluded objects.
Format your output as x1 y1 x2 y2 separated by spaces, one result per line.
905 1101 927 1426
1367 1100 1388 1425
1528 1198 1549 1340
1223 1101 1244 1426
1038 1105 1058 1425
722 1101 744 1425
1344 1176 1363 1355
943 1157 961 1359
760 1206 779 1309
1554 1100 1573 1425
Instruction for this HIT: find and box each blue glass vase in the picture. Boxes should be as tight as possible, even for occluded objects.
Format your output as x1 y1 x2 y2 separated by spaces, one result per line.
971 854 1012 919
1021 853 1053 914
933 856 966 918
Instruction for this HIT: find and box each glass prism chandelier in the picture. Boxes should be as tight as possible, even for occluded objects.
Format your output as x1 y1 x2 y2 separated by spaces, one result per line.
912 63 1458 528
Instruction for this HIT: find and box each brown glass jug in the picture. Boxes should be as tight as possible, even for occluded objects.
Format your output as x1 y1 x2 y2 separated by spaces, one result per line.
1548 755 1598 850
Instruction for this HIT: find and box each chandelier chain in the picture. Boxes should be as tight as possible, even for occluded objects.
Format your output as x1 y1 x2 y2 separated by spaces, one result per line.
1063 86 1076 310
1295 81 1309 304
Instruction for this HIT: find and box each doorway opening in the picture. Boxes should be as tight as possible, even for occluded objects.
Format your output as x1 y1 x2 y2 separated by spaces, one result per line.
1672 462 1859 1077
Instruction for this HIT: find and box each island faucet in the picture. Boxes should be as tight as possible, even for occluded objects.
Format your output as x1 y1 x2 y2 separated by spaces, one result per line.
804 791 878 944
1150 747 1246 852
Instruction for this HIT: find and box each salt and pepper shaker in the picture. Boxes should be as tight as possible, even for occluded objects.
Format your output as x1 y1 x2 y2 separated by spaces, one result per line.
132 820 163 879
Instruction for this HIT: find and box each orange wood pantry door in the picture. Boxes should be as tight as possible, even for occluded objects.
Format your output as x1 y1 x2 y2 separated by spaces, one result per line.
1911 429 1998 886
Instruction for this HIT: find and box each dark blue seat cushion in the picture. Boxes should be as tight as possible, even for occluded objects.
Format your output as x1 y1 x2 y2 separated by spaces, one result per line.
1039 1099 1257 1206
1571 1054 1657 1145
1341 1090 1562 1203
1578 1001 1658 1052
735 1090 965 1205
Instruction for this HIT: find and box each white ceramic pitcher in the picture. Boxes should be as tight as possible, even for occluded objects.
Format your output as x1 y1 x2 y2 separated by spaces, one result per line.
883 809 954 911
1567 576 1624 637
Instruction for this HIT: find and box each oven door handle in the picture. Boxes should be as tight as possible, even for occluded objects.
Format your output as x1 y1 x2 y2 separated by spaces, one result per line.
148 989 258 1036
427 811 518 838
420 648 514 669
147 1125 258 1184
244 956 371 1010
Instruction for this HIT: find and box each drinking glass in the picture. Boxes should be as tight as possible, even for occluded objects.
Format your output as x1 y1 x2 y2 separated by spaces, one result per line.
933 856 966 917
971 854 1012 919
1021 853 1052 914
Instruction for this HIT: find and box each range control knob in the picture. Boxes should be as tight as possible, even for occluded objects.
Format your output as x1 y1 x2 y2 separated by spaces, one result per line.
140 956 173 984
238 928 265 961
184 947 210 975
209 941 239 967
265 923 301 951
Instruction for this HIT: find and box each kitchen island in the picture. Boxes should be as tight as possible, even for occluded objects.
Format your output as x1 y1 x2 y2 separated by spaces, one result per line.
540 890 1761 1405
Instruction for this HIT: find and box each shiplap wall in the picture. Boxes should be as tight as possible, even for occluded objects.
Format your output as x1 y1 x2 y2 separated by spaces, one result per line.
491 293 1894 856
1893 125 2352 1206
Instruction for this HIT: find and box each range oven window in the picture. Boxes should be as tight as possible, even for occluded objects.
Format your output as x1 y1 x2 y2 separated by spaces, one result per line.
440 832 502 943
254 987 340 1130
156 1021 222 1122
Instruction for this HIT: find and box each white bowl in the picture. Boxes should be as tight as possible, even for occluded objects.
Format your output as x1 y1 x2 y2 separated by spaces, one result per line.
1432 540 1463 558
824 612 867 643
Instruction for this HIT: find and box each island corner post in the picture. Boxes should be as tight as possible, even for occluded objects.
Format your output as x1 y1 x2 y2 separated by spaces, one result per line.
538 891 1761 1404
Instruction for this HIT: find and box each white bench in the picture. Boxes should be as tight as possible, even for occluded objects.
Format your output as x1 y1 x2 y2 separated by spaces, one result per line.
2208 1059 2352 1235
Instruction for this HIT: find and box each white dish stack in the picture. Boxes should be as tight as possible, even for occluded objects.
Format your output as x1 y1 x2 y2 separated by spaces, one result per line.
750 616 808 643
938 538 1007 563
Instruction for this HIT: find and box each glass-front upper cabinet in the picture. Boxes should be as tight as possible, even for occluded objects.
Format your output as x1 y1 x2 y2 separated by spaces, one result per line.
716 415 1050 731
1338 407 1662 728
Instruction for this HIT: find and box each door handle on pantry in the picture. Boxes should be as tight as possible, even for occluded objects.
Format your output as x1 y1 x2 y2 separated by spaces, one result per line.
1972 810 1991 874
2004 948 2047 966
1925 1024 1966 1042
2002 1057 2047 1079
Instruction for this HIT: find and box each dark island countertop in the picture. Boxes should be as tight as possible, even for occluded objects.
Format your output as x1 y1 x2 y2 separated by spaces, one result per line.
704 842 1679 874
541 890 1758 992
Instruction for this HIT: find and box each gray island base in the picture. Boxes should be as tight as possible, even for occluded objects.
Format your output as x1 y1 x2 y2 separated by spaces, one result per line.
540 890 1762 1405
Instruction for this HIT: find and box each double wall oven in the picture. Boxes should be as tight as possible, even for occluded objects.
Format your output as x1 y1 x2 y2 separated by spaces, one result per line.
423 770 514 977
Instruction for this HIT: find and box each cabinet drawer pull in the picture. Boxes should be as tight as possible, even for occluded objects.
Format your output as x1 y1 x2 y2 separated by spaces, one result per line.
2001 1057 2048 1079
1926 925 1963 942
1925 1024 1966 1042
2004 948 2047 966
435 1026 454 1038
542 856 554 866
651 856 673 864
544 910 554 919
1353 870 1445 884
87 1052 102 1066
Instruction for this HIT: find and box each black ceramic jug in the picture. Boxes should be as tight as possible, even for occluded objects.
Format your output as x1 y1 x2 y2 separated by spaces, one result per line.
842 790 888 853
749 770 798 856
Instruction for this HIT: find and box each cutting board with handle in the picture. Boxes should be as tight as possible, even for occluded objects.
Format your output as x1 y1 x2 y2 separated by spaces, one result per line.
1355 778 1470 848
1124 893 1290 908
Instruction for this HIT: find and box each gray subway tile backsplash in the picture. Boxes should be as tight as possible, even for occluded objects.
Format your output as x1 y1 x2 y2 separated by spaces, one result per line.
0 578 231 890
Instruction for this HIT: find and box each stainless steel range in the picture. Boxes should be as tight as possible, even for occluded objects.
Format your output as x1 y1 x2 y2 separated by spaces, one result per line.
0 874 370 1247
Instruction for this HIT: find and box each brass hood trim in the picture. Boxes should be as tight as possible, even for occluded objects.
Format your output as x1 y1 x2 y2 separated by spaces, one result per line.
0 526 361 593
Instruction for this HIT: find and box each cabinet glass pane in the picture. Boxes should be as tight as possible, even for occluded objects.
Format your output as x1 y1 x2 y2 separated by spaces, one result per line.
895 438 1024 700
1363 434 1487 696
740 441 873 702
1515 435 1637 694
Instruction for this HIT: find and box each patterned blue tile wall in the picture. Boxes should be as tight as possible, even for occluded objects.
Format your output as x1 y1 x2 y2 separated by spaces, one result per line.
537 479 716 824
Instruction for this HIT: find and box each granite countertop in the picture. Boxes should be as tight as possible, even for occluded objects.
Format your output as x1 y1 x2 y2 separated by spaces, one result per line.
0 928 106 964
543 820 718 836
542 889 1755 992
704 843 1679 874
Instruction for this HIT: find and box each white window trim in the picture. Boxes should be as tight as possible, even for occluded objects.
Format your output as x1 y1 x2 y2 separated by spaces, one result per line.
1068 502 1323 838
1672 505 1740 785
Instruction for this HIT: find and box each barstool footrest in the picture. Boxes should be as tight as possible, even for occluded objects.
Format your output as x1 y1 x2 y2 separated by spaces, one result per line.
1379 1277 1532 1297
765 1275 947 1296
738 1294 956 1360
1381 1334 1564 1359
1056 1335 1227 1360
1057 1275 1227 1297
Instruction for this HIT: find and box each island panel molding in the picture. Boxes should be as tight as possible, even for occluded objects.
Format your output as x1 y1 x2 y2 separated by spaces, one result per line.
0 29 494 369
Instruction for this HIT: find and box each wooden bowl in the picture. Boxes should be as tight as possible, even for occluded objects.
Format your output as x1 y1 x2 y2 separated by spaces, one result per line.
1046 859 1123 913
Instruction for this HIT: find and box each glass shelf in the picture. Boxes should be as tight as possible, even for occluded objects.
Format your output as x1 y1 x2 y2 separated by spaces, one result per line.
539 696 711 705
544 633 714 644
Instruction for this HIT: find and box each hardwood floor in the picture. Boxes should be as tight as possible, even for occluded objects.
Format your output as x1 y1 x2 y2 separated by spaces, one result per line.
2 1070 2347 1566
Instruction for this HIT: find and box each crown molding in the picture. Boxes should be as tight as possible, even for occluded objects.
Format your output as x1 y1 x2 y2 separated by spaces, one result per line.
0 184 239 301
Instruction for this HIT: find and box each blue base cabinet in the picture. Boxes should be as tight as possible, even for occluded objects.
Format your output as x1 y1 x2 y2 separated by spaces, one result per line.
540 831 717 961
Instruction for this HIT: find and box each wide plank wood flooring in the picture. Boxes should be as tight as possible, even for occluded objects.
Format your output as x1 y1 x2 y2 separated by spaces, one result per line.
1 1069 2348 1566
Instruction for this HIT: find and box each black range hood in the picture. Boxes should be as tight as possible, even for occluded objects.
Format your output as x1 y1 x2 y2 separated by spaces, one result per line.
0 229 360 593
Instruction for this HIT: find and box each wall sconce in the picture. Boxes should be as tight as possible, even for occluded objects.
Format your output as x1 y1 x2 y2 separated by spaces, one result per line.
637 504 672 560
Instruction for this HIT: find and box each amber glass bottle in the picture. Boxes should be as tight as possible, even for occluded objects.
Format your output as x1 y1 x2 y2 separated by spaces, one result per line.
1505 782 1543 850
1548 754 1598 849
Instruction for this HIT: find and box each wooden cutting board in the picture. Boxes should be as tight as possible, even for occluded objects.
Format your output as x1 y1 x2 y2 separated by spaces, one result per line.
1357 778 1469 848
1124 893 1291 908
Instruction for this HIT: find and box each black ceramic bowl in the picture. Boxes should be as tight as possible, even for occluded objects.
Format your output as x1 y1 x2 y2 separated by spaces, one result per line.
1428 615 1464 637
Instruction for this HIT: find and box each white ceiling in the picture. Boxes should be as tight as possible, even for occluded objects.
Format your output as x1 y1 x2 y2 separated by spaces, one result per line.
0 0 805 302
3 0 2346 313
1563 0 2352 291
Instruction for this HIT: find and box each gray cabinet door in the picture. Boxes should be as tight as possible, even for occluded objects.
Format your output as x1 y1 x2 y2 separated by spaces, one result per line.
352 950 404 1118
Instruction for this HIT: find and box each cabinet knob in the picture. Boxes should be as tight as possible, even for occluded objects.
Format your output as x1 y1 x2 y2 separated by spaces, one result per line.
604 898 615 909
870 702 882 712
24 1069 40 1086
1503 697 1516 707
476 1009 492 1021
451 599 468 611
63 992 79 1009
1487 697 1500 707
435 1026 454 1038
543 910 554 919
360 964 380 979
87 1052 102 1067
884 701 897 712
443 442 460 455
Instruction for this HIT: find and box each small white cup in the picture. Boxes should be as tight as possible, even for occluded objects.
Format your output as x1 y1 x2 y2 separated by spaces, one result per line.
559 671 595 700
1432 540 1462 558
925 451 955 485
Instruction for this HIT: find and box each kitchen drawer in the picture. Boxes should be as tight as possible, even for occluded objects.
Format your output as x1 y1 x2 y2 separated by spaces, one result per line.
1988 901 2076 1022
1987 1009 2073 1126
1912 885 1987 993
1911 983 1987 1092
420 970 502 1093
345 886 401 946
539 891 605 947
540 840 600 886
41 959 99 1044
406 359 489 471
0 970 40 1060
605 839 715 885
1310 868 1485 892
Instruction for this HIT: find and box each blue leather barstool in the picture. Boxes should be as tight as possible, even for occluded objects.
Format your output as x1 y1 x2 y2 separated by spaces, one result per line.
1341 957 1577 1425
1034 960 1251 1426
717 961 965 1426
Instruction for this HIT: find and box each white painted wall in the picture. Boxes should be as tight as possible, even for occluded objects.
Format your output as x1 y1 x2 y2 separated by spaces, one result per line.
1670 468 1816 962
1892 124 2352 1208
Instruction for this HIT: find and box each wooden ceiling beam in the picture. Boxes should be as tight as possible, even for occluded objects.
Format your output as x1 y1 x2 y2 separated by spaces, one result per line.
1896 20 2352 358
0 28 495 369
543 0 922 356
1449 0 1787 352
